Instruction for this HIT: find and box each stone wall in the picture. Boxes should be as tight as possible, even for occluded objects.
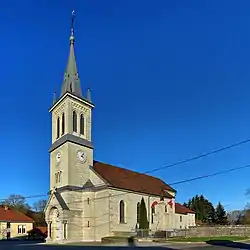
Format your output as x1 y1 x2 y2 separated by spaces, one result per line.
181 226 250 237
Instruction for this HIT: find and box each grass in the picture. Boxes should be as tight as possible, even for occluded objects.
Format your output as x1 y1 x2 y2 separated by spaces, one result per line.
166 236 249 242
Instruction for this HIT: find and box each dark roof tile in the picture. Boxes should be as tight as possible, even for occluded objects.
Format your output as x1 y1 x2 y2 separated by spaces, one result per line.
93 161 175 198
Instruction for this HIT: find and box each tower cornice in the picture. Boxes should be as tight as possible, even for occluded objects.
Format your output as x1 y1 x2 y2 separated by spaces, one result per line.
49 92 95 113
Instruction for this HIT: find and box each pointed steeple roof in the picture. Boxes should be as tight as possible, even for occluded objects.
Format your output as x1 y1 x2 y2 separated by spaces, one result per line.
61 11 82 98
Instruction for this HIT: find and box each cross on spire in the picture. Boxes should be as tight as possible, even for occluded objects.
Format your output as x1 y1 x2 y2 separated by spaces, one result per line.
60 10 83 98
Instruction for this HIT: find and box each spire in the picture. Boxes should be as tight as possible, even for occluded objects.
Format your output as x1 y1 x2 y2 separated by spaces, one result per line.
60 10 83 98
87 88 92 102
53 92 57 105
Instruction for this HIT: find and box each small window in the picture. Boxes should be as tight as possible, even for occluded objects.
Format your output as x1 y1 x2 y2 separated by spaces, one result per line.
152 206 155 214
151 207 155 224
180 216 182 222
73 111 77 132
18 225 26 234
165 205 167 212
56 117 60 139
63 222 67 239
22 225 26 234
7 222 10 228
55 172 62 183
80 114 84 135
119 200 125 223
59 171 62 182
87 198 90 205
62 113 65 135
87 221 90 227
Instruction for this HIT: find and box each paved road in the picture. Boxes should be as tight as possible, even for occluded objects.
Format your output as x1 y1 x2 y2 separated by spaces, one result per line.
1 240 250 250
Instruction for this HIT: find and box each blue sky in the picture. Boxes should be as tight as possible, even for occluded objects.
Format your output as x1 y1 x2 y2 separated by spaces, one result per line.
1 0 250 211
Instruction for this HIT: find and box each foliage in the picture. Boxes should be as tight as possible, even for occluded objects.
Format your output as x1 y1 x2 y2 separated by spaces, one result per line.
234 204 250 225
1 194 31 214
185 195 229 225
33 199 47 212
227 210 243 225
139 197 149 229
1 194 46 227
215 202 228 225
186 195 216 224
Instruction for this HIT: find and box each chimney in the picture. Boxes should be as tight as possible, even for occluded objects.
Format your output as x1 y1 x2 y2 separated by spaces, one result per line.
4 206 8 210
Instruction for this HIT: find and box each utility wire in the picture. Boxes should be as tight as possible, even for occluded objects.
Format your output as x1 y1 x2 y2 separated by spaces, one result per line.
1 138 250 203
169 163 250 186
1 162 249 207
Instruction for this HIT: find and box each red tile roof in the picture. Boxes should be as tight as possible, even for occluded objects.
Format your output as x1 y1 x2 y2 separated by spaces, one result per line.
93 161 176 198
0 206 33 222
175 203 195 214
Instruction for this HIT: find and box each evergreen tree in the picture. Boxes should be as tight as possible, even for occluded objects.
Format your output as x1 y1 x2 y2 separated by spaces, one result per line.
215 202 228 225
183 202 188 208
206 203 216 224
139 197 149 229
185 195 215 224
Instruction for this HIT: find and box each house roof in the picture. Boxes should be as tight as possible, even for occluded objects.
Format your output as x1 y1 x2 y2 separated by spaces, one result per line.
175 203 195 214
0 206 33 222
93 161 176 198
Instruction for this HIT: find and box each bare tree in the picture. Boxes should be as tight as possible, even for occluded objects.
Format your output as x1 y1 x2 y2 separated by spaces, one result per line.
1 194 30 213
33 199 47 212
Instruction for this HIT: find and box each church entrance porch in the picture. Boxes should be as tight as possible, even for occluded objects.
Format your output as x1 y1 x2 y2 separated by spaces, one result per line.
46 207 66 243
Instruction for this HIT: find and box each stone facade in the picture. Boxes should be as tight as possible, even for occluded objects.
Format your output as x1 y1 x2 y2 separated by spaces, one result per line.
44 16 196 243
44 163 196 242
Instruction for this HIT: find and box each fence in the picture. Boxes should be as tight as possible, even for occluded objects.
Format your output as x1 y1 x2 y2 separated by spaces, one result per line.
183 225 250 237
135 226 250 239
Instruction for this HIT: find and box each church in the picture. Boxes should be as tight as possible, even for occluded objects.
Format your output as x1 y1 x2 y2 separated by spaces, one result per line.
44 13 196 243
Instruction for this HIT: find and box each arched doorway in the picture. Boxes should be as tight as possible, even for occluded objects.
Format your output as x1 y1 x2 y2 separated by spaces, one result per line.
49 207 61 241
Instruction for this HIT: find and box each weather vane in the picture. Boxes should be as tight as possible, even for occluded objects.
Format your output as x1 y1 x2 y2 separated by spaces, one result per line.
71 10 75 36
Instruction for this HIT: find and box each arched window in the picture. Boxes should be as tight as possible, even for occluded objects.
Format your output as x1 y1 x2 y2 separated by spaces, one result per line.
61 113 65 135
152 206 155 214
73 111 77 133
80 114 84 135
137 202 140 223
56 117 60 139
119 200 125 223
151 206 155 224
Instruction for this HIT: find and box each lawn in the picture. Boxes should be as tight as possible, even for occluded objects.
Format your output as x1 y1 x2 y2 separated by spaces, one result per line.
166 235 249 242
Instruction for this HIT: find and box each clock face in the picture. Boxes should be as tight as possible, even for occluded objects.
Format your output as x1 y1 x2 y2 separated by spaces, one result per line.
56 152 61 163
77 150 87 163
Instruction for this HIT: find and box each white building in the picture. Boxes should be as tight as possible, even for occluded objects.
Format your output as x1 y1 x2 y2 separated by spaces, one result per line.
44 14 195 243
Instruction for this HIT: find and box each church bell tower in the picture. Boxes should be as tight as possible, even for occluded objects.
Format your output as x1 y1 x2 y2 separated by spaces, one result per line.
49 11 94 192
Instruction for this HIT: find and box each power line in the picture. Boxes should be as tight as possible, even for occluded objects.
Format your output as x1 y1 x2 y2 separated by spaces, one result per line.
1 138 250 203
0 194 47 202
169 163 250 186
2 162 249 207
142 138 250 175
